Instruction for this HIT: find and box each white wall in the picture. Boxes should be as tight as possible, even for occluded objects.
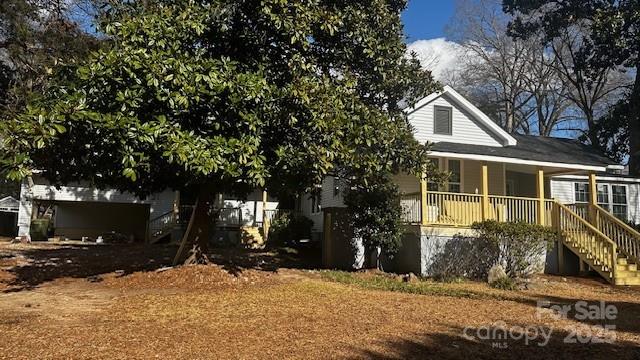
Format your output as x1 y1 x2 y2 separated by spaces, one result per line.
409 93 503 147
18 176 178 237
550 176 640 225
321 176 345 209
299 194 323 232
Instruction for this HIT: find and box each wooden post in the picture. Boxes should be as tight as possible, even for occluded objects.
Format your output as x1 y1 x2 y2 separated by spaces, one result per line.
481 163 489 221
557 236 564 275
588 172 597 225
420 172 428 225
262 189 268 237
323 211 332 267
536 168 545 226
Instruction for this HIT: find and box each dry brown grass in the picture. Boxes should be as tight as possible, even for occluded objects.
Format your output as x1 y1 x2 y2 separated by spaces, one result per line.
1 242 640 359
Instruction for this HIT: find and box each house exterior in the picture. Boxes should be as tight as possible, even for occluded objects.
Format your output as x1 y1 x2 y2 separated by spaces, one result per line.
320 86 640 285
18 176 279 244
550 174 640 226
18 175 178 242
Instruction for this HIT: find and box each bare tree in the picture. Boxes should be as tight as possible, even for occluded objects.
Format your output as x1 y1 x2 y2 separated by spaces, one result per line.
446 0 535 133
549 28 632 145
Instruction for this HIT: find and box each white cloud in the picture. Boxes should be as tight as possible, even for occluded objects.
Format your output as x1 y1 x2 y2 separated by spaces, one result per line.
407 38 469 83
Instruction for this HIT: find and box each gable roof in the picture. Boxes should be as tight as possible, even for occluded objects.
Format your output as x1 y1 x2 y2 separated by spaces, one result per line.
431 134 620 171
405 85 517 146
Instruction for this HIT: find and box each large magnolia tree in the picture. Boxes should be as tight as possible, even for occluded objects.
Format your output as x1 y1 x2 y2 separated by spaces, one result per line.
1 0 438 263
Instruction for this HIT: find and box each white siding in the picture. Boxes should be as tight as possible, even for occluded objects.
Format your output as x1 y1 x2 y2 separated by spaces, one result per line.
18 176 178 237
630 185 640 225
299 194 323 232
321 176 345 209
550 180 575 204
550 177 640 225
409 93 503 147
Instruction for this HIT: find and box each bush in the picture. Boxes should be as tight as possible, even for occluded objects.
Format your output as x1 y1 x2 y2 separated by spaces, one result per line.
429 235 498 282
490 276 518 291
473 221 557 279
429 221 557 281
267 212 313 246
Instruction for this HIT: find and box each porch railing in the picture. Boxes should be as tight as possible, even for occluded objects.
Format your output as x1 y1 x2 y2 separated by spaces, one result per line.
578 204 640 266
400 191 554 227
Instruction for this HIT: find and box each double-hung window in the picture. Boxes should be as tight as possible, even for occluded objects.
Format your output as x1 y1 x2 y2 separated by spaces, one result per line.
596 184 610 211
612 185 628 221
447 159 462 193
310 193 322 214
574 183 589 203
574 182 629 221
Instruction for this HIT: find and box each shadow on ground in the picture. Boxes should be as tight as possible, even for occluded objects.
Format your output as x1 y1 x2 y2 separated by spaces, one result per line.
356 325 640 360
0 241 321 292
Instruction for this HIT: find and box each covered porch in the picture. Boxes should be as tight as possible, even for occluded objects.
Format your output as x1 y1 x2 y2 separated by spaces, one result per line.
398 157 597 228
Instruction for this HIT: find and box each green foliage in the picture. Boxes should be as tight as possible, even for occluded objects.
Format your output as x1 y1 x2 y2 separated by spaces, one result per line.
321 270 520 300
473 221 557 278
430 221 557 281
1 0 438 199
267 213 314 246
0 0 100 117
591 98 631 164
429 235 498 282
321 270 480 298
504 0 640 174
489 276 518 291
343 175 405 262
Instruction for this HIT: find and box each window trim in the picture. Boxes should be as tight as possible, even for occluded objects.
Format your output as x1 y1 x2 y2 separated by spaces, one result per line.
611 184 629 221
445 158 464 193
574 182 630 222
310 193 322 214
433 105 453 135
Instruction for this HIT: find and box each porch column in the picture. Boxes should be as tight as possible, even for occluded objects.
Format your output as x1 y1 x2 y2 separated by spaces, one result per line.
481 163 489 221
536 168 545 226
588 172 597 225
420 171 428 225
262 189 269 238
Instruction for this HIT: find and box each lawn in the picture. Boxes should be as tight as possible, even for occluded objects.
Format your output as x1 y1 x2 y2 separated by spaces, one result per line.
1 241 640 359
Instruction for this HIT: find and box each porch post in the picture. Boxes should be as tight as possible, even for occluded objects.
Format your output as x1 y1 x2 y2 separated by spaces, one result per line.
588 172 597 225
420 172 428 225
536 168 545 226
262 189 269 237
481 163 489 220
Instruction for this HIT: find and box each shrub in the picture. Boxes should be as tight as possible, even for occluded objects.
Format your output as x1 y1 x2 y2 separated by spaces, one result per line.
267 212 313 246
490 276 518 291
473 221 558 279
429 235 498 281
343 176 404 268
429 221 557 281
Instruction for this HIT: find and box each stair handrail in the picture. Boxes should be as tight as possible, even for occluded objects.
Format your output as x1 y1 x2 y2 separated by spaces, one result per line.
591 204 640 265
148 210 177 237
555 202 617 281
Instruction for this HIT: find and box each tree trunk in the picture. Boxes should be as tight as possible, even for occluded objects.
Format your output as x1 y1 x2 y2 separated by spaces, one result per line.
173 183 218 265
628 69 640 176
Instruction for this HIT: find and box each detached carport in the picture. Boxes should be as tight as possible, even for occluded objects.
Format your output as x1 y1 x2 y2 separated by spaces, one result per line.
0 196 19 237
52 200 150 241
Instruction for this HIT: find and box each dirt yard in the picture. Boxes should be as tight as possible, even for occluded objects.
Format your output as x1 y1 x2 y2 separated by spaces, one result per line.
1 241 640 359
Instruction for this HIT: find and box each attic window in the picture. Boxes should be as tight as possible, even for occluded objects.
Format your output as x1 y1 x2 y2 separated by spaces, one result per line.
434 106 452 135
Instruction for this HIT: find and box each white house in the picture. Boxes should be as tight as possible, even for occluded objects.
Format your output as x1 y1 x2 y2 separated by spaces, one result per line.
320 86 640 285
18 176 279 244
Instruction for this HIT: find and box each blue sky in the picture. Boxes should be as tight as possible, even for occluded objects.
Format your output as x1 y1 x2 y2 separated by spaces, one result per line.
402 1 455 42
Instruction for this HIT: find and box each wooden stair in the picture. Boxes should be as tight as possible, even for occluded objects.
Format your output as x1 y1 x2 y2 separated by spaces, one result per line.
557 203 640 286
240 226 265 248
